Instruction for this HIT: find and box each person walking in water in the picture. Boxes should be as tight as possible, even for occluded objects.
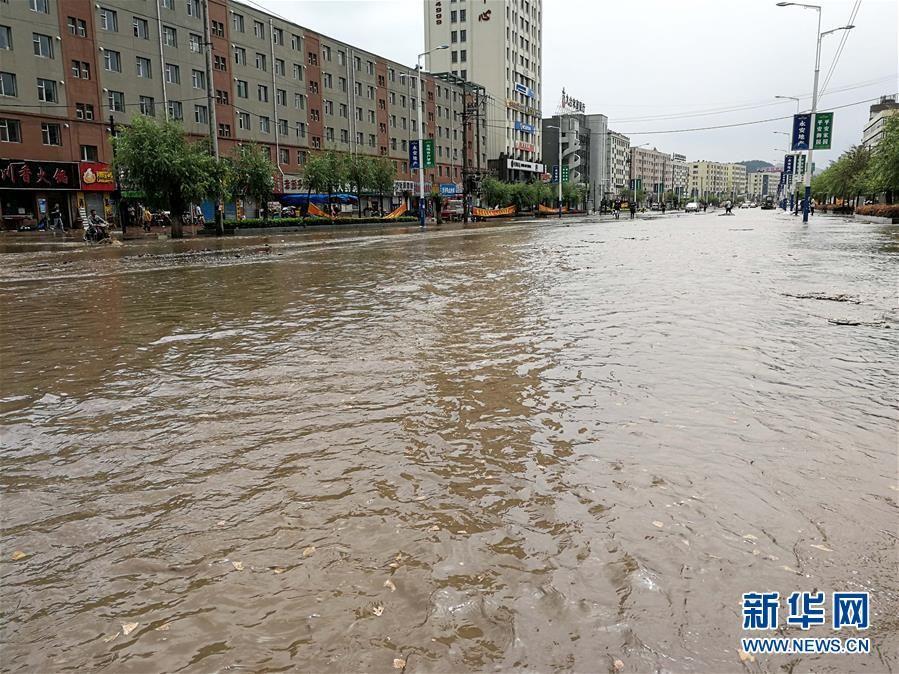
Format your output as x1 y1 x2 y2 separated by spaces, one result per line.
613 200 621 220
629 201 637 220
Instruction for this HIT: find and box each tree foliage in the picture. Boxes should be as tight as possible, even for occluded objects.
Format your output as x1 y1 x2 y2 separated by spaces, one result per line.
225 143 275 216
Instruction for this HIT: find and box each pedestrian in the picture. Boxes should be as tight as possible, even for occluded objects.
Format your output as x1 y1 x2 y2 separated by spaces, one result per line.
613 200 621 220
50 204 65 231
141 204 152 232
661 202 666 215
810 199 815 216
194 203 205 225
629 201 637 220
702 202 707 213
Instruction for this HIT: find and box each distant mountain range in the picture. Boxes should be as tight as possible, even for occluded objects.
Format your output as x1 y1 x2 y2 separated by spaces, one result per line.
739 160 776 173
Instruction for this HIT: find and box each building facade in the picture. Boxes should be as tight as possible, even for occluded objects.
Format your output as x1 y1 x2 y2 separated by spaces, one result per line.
746 170 782 200
724 162 747 198
861 95 899 149
670 153 688 199
687 160 747 200
424 0 543 182
630 146 672 202
541 111 607 208
0 0 478 227
606 130 629 197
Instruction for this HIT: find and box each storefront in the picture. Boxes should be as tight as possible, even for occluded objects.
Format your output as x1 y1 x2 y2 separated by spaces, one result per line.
0 160 81 230
76 162 116 223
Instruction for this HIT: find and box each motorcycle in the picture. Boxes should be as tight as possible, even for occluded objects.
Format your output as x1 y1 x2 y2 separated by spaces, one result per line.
83 218 111 243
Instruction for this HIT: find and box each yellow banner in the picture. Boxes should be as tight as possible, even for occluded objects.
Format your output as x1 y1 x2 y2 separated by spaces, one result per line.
472 205 516 217
383 203 408 220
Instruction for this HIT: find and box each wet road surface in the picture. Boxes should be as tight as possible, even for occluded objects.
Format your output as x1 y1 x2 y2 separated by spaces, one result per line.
1 211 897 673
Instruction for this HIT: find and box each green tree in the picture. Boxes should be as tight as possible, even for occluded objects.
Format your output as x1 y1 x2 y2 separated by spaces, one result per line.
113 116 217 238
482 177 511 207
345 153 373 217
867 115 899 202
431 189 444 223
226 143 275 221
369 157 396 214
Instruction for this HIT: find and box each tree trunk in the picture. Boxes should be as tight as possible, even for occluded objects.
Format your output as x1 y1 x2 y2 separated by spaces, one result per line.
357 187 362 217
170 196 184 239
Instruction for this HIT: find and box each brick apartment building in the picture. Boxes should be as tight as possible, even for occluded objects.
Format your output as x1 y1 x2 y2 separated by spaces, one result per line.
0 0 483 227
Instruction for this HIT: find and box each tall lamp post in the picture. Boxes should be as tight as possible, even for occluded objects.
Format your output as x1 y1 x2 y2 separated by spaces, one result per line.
545 121 564 218
775 2 853 222
775 95 801 213
416 45 449 227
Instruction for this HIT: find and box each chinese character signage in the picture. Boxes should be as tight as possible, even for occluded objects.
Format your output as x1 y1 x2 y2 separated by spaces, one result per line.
783 154 795 175
438 183 456 195
560 88 585 113
514 120 535 134
813 112 834 150
551 164 559 183
422 139 435 168
409 140 420 169
0 160 80 190
79 162 115 192
791 113 811 151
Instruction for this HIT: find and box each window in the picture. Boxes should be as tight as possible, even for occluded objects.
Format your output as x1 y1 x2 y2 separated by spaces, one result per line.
139 96 155 116
104 50 121 72
354 81 362 96
136 56 152 78
67 18 87 38
236 79 248 98
460 50 467 62
308 51 318 66
451 50 457 63
0 25 10 51
291 33 301 50
107 90 124 112
296 121 306 137
41 122 61 145
297 149 306 165
75 103 94 120
194 104 207 123
219 123 232 138
451 10 457 21
257 84 268 102
292 63 303 80
451 30 457 43
255 52 266 71
460 9 466 20
215 89 229 104
276 88 286 105
186 0 199 17
311 136 320 149
237 112 250 129
192 69 205 89
294 93 305 109
189 33 202 53
367 86 374 99
274 58 284 76
36 78 57 103
368 110 375 123
323 100 333 115
0 118 21 143
355 131 363 145
163 63 180 84
339 103 347 118
279 148 289 163
232 13 244 32
214 55 227 71
339 76 347 92
337 50 346 65
71 61 90 80
353 55 361 70
32 33 52 58
340 129 349 143
133 17 149 39
325 127 334 142
308 80 319 94
253 20 264 38
323 73 332 89
460 29 467 41
234 46 246 65
168 100 183 120
309 109 319 121
99 7 118 31
355 106 362 121
161 0 173 8
211 21 224 38
259 116 270 133
273 28 283 45
163 26 177 47
368 134 375 147
29 0 49 13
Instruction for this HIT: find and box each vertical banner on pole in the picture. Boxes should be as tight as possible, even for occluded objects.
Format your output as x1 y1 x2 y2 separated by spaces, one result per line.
812 112 833 150
791 114 811 151
409 140 420 169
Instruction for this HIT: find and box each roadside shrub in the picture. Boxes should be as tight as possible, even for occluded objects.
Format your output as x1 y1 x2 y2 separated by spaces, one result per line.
855 204 899 219
216 215 418 229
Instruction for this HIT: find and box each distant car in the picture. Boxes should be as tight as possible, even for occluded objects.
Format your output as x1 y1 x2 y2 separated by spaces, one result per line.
440 198 464 221
685 202 700 212
749 202 758 208
740 202 750 209
650 203 660 211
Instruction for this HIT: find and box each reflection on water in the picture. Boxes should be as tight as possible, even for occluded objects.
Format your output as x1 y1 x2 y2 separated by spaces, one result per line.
1 213 897 673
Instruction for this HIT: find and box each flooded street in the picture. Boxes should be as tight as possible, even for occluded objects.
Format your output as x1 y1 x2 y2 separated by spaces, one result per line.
1 212 897 673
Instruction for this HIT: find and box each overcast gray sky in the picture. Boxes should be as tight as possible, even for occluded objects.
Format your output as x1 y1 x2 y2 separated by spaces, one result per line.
254 0 897 166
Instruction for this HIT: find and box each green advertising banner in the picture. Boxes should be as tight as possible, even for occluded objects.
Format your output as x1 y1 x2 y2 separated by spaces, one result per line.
422 139 435 168
813 112 833 150
561 166 570 183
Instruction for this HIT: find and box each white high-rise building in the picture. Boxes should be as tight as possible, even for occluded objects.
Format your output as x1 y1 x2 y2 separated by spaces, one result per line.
424 0 543 182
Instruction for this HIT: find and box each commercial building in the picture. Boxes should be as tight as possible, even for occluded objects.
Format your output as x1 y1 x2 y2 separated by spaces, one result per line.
670 153 688 199
0 0 478 227
687 160 747 200
606 130 629 196
861 95 899 149
424 0 543 182
630 146 672 203
541 110 607 208
745 170 782 200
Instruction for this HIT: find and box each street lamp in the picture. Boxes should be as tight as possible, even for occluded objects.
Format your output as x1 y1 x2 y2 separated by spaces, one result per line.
415 45 449 227
776 2 854 222
775 96 802 213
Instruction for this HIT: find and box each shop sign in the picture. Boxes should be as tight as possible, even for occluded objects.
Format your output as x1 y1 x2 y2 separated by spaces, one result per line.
515 141 535 152
514 83 534 99
561 88 586 113
393 179 415 195
79 162 115 192
514 120 535 134
439 183 458 195
506 158 544 173
280 174 305 193
0 160 80 190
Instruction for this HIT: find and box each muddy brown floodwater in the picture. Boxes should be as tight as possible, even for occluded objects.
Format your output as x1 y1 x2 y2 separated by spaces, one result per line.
1 212 897 674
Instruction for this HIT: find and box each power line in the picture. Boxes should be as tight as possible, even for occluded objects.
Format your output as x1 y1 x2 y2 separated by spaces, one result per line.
620 95 888 136
819 0 862 97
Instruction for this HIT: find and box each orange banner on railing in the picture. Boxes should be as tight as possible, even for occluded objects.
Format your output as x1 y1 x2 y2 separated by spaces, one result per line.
307 202 330 218
472 205 516 217
383 203 408 220
538 204 568 214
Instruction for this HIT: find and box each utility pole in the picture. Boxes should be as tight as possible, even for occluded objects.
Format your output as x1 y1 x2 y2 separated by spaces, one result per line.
201 0 223 235
462 89 470 224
